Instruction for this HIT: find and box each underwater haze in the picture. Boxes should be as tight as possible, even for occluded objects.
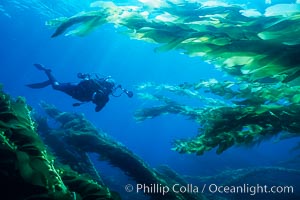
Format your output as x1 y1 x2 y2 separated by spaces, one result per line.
1 0 300 199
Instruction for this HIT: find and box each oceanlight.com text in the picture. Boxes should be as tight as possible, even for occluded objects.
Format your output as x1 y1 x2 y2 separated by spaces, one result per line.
207 183 294 196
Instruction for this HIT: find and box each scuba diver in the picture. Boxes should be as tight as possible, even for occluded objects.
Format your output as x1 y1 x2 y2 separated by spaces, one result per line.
27 64 133 112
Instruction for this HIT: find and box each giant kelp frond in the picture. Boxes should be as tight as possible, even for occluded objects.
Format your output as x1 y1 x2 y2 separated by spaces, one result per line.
0 87 71 199
49 10 110 37
49 1 300 82
135 93 203 121
135 80 300 155
40 102 204 200
174 104 295 155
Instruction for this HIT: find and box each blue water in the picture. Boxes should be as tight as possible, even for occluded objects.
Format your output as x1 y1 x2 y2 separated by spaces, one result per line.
1 0 300 199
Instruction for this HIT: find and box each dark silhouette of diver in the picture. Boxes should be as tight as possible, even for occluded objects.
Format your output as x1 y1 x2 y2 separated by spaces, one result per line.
27 64 133 112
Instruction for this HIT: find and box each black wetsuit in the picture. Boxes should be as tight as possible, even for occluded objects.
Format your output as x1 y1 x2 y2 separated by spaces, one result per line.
53 79 112 103
52 79 113 112
27 66 115 112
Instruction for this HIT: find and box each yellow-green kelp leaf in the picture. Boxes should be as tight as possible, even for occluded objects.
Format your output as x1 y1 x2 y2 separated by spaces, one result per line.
292 94 300 103
48 1 300 82
265 4 300 17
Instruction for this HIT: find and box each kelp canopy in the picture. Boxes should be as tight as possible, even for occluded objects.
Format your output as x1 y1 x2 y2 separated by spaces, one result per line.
47 1 300 155
48 0 300 82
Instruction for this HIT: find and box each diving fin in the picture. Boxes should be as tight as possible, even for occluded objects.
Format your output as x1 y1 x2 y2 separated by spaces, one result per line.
34 63 48 71
26 80 51 89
